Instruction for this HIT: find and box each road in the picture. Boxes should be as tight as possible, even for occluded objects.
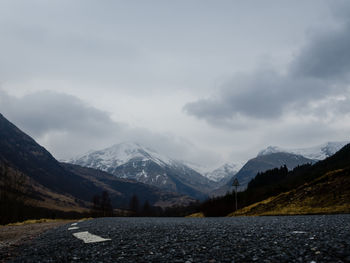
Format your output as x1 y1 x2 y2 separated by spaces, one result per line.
9 215 350 262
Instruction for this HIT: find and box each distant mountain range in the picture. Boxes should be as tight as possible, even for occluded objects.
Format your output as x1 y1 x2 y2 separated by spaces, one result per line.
258 141 349 160
212 141 349 196
204 163 241 184
227 152 315 189
231 143 350 216
200 141 350 217
1 109 348 215
69 142 215 200
2 110 348 222
0 113 194 216
70 140 349 199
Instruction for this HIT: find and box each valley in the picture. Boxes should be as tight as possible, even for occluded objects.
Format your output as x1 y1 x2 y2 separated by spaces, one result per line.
0 112 349 224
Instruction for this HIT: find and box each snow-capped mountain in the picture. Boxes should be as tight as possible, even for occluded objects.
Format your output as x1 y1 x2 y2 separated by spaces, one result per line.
212 151 316 197
180 161 211 175
258 141 349 160
205 163 242 184
70 142 215 200
70 142 172 171
212 141 349 197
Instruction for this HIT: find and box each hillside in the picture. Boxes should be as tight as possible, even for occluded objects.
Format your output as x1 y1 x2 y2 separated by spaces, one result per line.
230 168 350 216
212 152 314 196
0 113 195 223
0 113 102 203
229 152 315 188
62 163 195 208
199 143 350 217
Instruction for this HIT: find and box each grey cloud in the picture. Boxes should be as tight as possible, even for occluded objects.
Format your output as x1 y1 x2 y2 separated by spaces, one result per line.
0 90 220 167
291 23 350 79
184 70 332 122
0 90 120 137
184 4 350 125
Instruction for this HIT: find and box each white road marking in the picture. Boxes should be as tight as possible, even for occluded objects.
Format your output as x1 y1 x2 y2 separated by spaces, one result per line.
72 231 111 243
291 231 307 234
71 223 78 226
68 227 79 230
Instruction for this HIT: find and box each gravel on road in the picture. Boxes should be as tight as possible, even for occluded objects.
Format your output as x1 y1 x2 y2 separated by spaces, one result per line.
8 215 350 263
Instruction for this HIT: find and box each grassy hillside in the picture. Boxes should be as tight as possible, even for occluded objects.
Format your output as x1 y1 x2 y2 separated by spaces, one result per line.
229 168 350 216
198 143 350 217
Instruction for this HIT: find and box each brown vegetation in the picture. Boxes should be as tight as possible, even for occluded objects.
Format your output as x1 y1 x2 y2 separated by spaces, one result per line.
229 168 350 216
0 220 74 262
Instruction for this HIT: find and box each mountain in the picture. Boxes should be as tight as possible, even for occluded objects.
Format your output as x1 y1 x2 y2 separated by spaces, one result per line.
61 163 194 208
230 143 350 216
70 142 215 200
217 142 348 195
232 169 350 216
229 152 315 188
0 113 195 222
200 143 350 217
212 152 315 196
205 163 241 185
258 141 349 160
70 142 173 172
0 113 98 203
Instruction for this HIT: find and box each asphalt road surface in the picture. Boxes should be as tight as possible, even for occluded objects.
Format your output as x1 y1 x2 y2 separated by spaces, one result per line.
9 215 350 262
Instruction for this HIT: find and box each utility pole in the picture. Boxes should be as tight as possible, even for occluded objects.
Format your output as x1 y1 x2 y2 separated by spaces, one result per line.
232 178 240 211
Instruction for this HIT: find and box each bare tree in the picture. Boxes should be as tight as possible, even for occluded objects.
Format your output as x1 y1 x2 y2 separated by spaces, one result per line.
0 162 28 224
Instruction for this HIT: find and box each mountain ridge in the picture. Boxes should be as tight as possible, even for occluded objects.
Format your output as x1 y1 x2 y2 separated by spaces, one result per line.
230 152 315 188
258 141 349 160
70 142 215 200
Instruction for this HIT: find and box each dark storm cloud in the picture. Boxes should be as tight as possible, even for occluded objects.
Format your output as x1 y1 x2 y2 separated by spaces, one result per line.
291 23 350 79
184 4 350 125
184 70 330 121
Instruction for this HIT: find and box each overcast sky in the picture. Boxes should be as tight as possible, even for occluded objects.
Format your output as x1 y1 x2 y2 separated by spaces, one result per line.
1 0 350 170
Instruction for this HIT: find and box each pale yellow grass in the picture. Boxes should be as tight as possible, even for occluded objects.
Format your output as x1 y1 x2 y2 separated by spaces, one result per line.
5 217 92 226
186 212 205 218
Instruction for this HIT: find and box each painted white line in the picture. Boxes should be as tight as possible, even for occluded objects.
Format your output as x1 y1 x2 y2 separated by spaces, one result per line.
292 231 307 234
72 231 111 243
71 223 78 226
68 227 80 230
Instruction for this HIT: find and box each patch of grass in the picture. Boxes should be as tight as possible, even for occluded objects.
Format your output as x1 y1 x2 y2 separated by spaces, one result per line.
186 212 204 218
228 168 350 217
6 217 92 226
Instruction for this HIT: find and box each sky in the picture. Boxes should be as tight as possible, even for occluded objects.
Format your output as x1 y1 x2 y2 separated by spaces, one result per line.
1 0 350 170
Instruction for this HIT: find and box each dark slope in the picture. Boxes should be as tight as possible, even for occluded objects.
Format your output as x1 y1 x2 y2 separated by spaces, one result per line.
62 163 195 208
111 159 209 200
232 168 350 216
228 152 315 188
0 113 101 202
211 152 314 196
0 113 195 212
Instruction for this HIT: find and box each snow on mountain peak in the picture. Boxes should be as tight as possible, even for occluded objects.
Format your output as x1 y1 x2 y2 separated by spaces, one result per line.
204 162 242 182
258 141 349 160
258 146 285 156
70 142 173 170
